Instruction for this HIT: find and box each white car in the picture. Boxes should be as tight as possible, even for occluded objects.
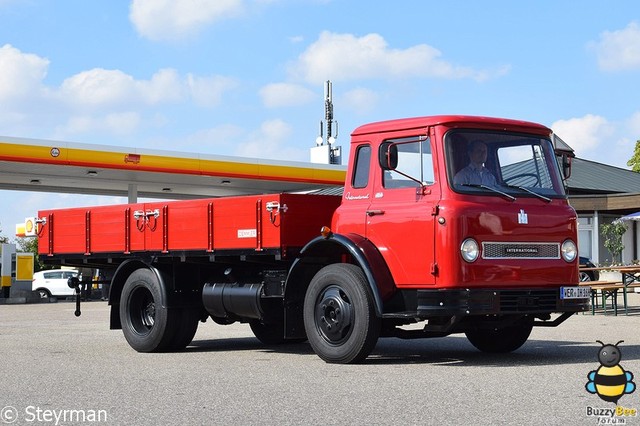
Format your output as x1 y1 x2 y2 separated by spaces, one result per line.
32 269 79 298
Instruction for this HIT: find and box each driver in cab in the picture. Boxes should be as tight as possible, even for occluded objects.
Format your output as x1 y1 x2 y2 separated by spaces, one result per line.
453 140 497 187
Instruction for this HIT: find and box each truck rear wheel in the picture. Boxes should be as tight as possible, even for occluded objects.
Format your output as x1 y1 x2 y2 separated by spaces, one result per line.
120 268 179 352
249 320 286 345
465 316 533 353
303 264 380 364
169 309 199 350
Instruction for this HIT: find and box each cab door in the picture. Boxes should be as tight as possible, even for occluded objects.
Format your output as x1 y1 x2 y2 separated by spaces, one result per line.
365 135 439 287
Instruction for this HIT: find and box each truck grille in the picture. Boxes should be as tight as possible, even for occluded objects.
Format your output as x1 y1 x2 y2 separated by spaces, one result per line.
482 242 559 259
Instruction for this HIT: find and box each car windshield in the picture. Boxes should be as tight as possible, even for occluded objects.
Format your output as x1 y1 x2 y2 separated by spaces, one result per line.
446 129 565 198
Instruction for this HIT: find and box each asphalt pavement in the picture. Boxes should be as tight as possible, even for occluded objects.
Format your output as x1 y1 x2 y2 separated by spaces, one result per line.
1 296 640 425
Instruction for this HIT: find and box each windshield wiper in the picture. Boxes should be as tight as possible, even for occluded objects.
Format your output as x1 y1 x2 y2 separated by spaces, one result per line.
461 183 516 201
504 184 551 203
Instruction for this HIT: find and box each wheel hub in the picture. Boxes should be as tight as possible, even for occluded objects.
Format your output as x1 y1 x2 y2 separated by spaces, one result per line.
315 286 353 343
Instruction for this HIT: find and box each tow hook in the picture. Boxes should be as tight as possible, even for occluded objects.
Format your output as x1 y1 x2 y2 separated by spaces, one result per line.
67 276 82 317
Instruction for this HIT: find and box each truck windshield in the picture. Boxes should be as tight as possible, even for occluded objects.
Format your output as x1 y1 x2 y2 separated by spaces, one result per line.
445 130 565 198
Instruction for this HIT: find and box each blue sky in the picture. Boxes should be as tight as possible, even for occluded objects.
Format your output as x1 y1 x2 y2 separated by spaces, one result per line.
1 0 640 238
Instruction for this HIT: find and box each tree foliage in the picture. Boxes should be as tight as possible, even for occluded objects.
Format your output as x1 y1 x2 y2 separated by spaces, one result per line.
600 221 627 264
0 222 8 244
628 140 640 172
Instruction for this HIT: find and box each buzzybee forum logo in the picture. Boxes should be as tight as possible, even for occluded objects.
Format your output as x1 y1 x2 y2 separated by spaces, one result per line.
585 340 635 403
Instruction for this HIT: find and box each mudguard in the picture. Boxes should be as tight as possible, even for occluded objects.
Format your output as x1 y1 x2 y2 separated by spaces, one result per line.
285 233 396 317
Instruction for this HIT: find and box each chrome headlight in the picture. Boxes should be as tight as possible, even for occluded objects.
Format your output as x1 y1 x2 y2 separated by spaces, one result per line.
561 239 577 262
460 238 479 262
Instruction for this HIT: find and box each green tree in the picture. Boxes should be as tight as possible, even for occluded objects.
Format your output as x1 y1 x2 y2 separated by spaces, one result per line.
600 221 628 265
0 223 9 244
628 140 640 172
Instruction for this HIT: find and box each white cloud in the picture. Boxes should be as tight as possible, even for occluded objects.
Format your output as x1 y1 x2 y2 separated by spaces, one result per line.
551 114 614 156
342 88 378 114
234 119 306 161
0 44 238 143
187 74 238 107
289 31 503 84
174 124 245 152
129 0 244 41
259 83 315 108
0 44 48 102
58 68 185 109
590 21 640 71
627 111 640 136
54 112 142 138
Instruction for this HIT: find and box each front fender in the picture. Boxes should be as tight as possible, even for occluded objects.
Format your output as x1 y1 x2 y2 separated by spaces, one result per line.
285 233 396 317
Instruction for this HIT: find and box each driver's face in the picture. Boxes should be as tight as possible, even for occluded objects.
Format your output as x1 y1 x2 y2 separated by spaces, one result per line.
470 143 487 164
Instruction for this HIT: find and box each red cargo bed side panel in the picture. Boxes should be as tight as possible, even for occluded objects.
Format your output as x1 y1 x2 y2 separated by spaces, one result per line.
279 194 341 247
213 195 277 250
38 204 147 255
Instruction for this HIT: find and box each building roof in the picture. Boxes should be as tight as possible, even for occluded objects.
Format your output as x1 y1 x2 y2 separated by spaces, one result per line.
566 157 640 195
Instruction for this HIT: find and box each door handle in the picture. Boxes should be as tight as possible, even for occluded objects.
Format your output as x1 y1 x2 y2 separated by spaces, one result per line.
366 210 385 216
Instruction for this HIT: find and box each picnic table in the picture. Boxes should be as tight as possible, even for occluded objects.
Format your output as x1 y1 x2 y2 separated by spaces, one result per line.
579 266 640 315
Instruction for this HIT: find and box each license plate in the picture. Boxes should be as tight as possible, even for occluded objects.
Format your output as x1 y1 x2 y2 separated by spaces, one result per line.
560 286 591 299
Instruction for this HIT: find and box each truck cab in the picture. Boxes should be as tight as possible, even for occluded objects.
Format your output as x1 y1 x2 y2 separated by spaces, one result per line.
312 115 586 357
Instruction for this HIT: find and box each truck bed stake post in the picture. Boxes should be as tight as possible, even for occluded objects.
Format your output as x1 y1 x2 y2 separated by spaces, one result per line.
207 202 214 252
124 208 131 254
162 205 168 253
47 213 54 256
256 199 263 251
85 210 91 255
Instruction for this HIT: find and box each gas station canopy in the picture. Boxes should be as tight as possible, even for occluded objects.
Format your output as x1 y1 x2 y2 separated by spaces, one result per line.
0 136 346 202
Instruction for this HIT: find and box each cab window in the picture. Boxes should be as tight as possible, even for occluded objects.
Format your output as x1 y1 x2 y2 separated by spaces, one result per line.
382 137 433 189
352 145 371 188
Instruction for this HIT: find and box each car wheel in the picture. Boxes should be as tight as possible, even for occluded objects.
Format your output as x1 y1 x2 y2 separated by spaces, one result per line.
36 288 51 299
580 271 594 282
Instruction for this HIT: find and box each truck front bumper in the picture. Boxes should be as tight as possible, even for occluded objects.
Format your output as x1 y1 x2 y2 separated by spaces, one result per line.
415 287 589 317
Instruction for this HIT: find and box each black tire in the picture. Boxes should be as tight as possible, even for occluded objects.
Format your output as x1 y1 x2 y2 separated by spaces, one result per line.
579 271 594 282
303 264 380 364
169 309 200 350
119 268 179 352
250 320 286 345
465 316 533 353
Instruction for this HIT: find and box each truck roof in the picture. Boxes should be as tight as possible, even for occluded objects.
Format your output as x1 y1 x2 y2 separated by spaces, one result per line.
351 115 551 138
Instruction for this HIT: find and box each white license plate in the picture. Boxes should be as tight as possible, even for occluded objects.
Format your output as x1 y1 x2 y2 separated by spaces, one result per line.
560 286 591 299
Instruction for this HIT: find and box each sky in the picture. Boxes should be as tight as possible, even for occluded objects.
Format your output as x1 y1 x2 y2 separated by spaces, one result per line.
1 0 640 239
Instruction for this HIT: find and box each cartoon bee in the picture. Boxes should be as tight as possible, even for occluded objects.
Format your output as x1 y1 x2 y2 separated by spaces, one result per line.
586 340 636 403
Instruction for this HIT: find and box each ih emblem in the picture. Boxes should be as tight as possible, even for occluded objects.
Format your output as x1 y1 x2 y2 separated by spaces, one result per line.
518 209 528 224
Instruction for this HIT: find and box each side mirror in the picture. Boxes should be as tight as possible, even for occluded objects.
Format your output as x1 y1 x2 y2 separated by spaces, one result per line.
562 154 572 180
379 143 398 170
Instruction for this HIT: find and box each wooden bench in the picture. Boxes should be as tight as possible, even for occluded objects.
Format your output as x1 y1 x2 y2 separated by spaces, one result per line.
578 280 640 315
579 281 623 315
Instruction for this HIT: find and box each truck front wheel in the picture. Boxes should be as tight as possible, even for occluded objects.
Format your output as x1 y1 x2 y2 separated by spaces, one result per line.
303 264 380 364
120 268 179 352
465 316 533 353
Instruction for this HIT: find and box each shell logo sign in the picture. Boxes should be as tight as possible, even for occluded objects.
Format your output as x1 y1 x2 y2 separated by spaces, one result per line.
18 217 37 237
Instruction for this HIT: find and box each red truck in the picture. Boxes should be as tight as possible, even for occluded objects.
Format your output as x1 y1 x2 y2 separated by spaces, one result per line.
35 115 589 363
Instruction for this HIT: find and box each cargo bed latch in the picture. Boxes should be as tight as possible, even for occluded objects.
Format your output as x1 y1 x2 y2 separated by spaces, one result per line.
265 201 288 224
133 209 160 231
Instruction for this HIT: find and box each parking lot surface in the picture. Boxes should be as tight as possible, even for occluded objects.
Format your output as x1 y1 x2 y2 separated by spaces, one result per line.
1 298 640 425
